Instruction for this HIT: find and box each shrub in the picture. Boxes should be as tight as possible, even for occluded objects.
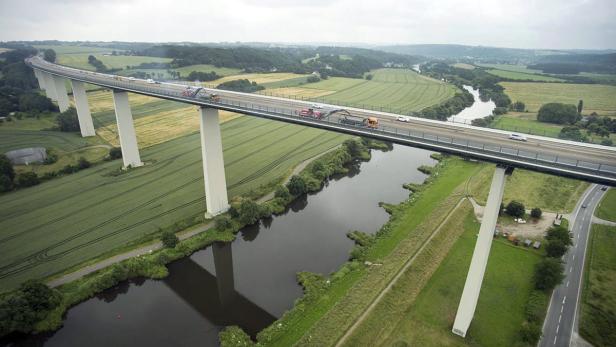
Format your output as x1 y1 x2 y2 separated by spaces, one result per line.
537 103 580 125
109 147 122 159
511 101 526 112
0 154 15 181
534 257 565 291
546 239 568 258
214 216 233 231
505 200 525 218
77 157 91 169
236 199 262 225
274 185 291 200
56 107 80 132
559 126 586 142
546 225 572 246
17 172 39 187
0 174 12 192
161 231 179 248
530 207 542 219
520 322 542 344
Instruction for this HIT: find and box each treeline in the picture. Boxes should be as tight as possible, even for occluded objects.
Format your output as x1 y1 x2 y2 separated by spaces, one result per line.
529 52 616 74
216 79 264 93
87 55 119 73
186 71 220 81
420 90 474 120
306 54 381 79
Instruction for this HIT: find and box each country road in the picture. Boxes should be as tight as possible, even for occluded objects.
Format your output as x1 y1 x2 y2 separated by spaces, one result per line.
540 184 607 347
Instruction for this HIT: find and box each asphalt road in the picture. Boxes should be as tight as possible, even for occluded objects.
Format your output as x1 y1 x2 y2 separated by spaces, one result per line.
540 184 607 347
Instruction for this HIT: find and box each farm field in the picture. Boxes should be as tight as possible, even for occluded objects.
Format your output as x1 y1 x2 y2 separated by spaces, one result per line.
57 53 172 71
595 188 616 222
469 165 588 212
33 44 115 55
269 69 456 113
580 224 616 347
476 63 542 74
500 82 616 115
452 63 475 70
209 72 311 86
487 69 564 82
0 116 349 292
377 211 545 347
174 64 241 77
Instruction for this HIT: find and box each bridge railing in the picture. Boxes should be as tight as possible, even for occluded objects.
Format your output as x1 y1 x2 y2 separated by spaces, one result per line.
30 60 616 182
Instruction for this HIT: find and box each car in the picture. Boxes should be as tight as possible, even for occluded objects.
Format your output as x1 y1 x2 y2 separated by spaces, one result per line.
509 133 527 141
601 186 608 191
128 77 136 81
397 116 410 122
146 79 155 84
154 81 161 84
582 204 588 208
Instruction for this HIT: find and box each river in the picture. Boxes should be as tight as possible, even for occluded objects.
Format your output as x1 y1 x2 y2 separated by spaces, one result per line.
447 85 496 124
2 144 436 347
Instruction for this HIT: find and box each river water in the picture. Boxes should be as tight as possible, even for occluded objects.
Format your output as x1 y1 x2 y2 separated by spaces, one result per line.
447 85 496 124
3 144 436 347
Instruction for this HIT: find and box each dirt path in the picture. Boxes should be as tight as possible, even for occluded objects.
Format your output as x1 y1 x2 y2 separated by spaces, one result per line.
335 197 468 346
48 146 339 288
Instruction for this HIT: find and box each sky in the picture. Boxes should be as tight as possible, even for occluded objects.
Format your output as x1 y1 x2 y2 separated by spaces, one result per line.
0 0 615 50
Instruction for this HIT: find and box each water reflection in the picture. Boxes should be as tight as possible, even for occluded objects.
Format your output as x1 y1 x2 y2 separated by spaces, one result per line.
447 85 496 124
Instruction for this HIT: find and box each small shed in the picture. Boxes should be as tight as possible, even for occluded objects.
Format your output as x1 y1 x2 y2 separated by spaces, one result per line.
533 241 541 249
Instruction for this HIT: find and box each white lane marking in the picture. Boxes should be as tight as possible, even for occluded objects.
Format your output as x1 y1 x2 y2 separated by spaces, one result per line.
570 267 573 273
554 336 558 345
566 281 570 287
561 305 564 313
573 254 575 261
556 324 560 333
563 296 567 304
559 315 562 323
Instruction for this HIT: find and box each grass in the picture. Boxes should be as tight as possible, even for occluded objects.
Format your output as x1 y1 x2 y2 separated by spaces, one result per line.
268 69 456 114
476 63 543 74
173 64 241 77
57 53 172 71
487 69 564 82
0 116 349 292
377 212 545 347
210 72 311 86
500 82 616 115
264 158 482 346
580 224 616 346
33 45 116 55
452 63 475 70
595 188 616 222
469 165 588 212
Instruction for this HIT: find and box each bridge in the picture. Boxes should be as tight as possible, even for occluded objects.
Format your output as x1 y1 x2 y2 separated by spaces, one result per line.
26 56 616 338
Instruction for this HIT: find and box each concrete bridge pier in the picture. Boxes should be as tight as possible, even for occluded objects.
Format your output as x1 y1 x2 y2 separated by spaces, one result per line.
42 72 58 101
199 107 230 217
452 165 509 337
112 90 143 168
70 80 96 137
34 69 46 91
52 75 71 112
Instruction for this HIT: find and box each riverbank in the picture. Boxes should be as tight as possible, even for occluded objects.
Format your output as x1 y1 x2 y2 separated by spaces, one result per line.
0 138 377 339
219 156 486 346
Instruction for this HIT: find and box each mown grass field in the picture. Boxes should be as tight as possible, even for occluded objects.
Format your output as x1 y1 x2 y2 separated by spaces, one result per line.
500 82 616 115
269 69 456 114
487 69 565 82
596 188 616 222
476 63 542 74
452 63 475 70
580 224 616 346
378 211 545 347
57 53 172 71
469 165 588 212
210 72 311 86
33 45 115 55
0 116 349 292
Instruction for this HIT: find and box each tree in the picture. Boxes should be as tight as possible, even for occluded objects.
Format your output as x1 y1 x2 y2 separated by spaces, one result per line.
19 280 60 312
537 103 580 125
505 200 525 218
236 199 261 225
109 147 122 159
0 174 12 192
534 257 565 291
286 175 306 196
19 93 56 113
530 207 542 219
43 49 56 63
511 101 525 112
274 185 291 200
546 239 568 258
0 154 15 182
17 172 39 187
546 226 572 246
161 231 179 248
577 99 583 114
365 74 373 80
601 138 613 146
214 216 233 231
77 157 91 170
559 126 586 142
56 107 80 132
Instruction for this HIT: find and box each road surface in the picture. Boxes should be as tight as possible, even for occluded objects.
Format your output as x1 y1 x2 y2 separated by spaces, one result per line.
540 184 607 347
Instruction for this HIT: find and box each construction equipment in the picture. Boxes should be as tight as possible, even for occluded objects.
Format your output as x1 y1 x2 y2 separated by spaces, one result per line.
339 114 379 129
182 87 220 102
298 108 325 119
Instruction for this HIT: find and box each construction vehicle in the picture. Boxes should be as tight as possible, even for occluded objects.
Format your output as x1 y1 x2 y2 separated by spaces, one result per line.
181 87 220 102
298 108 325 119
339 115 379 129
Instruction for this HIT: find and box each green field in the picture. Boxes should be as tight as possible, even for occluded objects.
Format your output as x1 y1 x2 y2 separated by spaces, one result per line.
596 188 616 222
500 82 616 115
0 116 348 292
380 212 545 347
57 53 172 71
269 69 457 114
487 69 565 82
33 45 116 55
580 224 616 346
174 64 241 77
452 63 475 70
476 63 542 74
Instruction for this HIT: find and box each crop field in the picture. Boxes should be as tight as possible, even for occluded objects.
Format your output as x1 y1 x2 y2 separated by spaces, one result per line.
580 224 616 347
487 69 565 82
57 53 172 71
380 212 545 347
210 72 311 86
476 63 542 74
596 188 616 222
452 63 475 70
0 116 349 291
268 69 456 113
500 82 616 115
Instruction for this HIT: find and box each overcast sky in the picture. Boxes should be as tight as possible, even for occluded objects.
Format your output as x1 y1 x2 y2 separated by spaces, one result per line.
0 0 614 49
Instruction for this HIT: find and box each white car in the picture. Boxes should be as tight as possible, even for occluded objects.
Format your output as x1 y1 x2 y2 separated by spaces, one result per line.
311 103 323 109
128 77 136 81
397 116 410 122
146 79 155 84
509 133 527 142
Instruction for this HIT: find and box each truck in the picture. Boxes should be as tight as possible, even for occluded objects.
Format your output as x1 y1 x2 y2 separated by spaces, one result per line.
182 87 220 102
298 108 325 119
339 115 379 129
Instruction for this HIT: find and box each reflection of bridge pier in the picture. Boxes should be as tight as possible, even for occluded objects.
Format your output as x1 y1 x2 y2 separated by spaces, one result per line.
163 242 275 337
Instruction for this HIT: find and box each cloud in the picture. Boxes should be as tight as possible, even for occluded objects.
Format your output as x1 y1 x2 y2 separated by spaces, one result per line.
0 0 614 49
